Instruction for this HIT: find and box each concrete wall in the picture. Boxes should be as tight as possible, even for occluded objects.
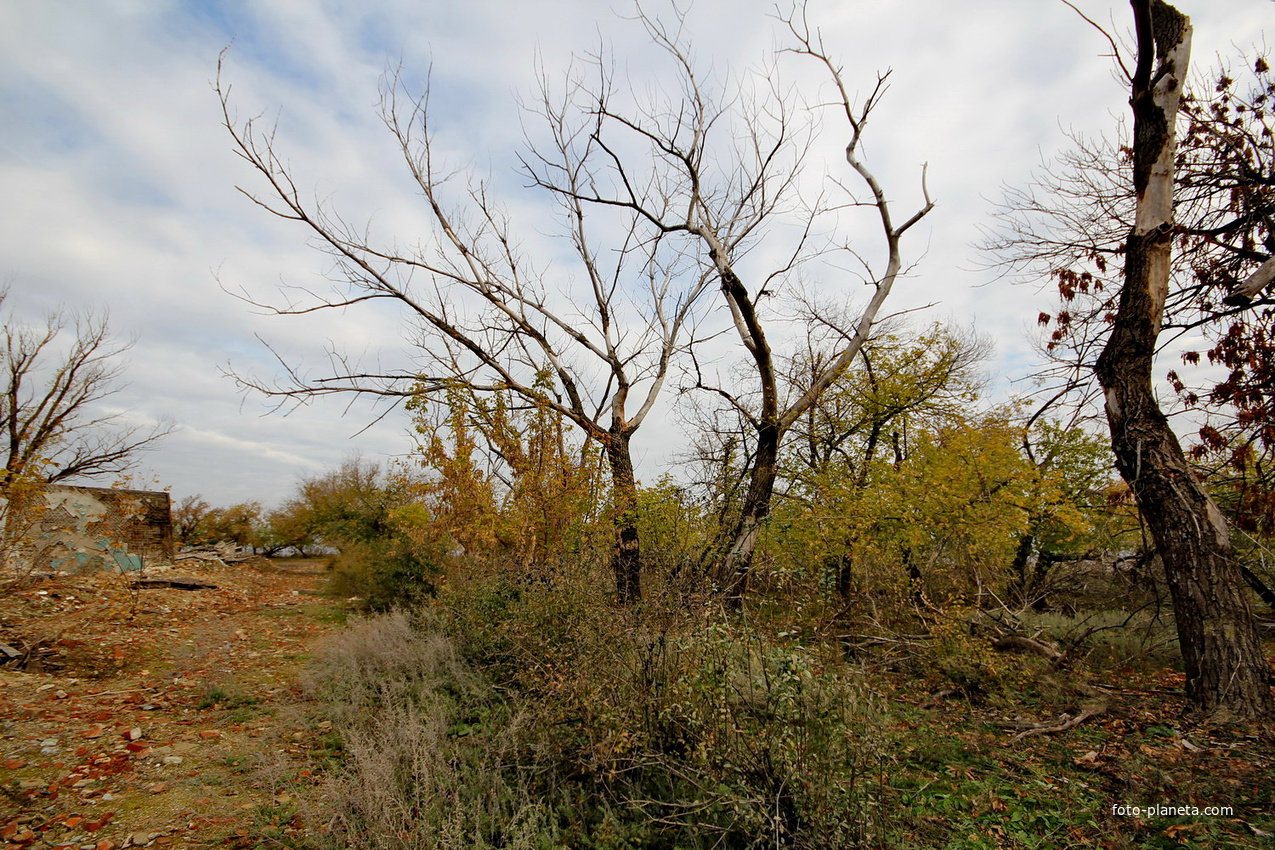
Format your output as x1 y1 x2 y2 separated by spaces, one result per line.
27 486 174 573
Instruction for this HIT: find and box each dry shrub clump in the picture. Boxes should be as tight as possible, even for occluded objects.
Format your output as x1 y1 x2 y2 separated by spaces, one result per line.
301 611 557 849
303 570 892 849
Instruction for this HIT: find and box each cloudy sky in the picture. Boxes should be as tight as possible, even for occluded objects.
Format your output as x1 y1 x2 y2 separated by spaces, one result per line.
1 0 1268 508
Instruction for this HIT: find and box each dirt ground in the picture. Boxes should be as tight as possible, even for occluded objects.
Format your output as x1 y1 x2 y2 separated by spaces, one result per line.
0 559 343 849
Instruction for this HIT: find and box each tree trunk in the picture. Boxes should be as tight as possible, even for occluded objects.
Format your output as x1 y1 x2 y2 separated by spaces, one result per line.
720 419 779 609
1008 532 1036 608
604 430 642 605
1095 0 1272 722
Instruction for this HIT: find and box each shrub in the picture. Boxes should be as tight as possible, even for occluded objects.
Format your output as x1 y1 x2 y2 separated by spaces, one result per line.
437 569 891 848
300 571 893 849
302 612 558 849
324 537 438 611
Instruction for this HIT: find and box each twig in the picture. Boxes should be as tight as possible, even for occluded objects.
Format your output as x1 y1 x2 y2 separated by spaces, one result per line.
86 687 156 697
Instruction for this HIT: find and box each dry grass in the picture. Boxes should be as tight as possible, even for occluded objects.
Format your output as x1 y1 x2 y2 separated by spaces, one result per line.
300 612 554 849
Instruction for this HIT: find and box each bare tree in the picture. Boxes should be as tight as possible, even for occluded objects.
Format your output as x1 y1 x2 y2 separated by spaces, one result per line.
219 1 930 607
1094 0 1270 722
217 40 713 603
0 291 171 488
0 290 173 566
528 5 933 605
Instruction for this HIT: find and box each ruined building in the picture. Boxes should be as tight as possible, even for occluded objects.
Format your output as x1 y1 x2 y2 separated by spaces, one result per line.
21 486 174 573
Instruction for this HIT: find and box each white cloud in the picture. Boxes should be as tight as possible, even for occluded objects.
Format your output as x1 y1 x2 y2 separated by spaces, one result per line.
0 0 1268 506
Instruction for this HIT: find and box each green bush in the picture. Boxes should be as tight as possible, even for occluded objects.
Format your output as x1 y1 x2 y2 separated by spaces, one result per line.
437 569 890 848
325 537 438 611
299 569 894 849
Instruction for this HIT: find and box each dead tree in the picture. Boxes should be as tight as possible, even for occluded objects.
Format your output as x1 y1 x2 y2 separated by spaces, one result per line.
0 290 172 567
0 290 171 487
528 5 932 607
217 57 712 604
1094 0 1271 722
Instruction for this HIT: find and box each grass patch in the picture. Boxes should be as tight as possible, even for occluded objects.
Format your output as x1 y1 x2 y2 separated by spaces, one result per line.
197 682 262 712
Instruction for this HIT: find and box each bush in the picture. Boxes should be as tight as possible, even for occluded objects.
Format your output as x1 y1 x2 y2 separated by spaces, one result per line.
299 569 893 849
324 537 438 611
438 569 890 848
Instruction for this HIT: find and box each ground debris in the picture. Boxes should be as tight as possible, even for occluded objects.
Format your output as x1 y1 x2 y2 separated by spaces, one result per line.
0 558 338 847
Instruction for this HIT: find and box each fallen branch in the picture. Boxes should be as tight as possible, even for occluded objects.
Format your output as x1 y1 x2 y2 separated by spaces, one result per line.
991 635 1063 662
1000 700 1109 741
87 686 157 697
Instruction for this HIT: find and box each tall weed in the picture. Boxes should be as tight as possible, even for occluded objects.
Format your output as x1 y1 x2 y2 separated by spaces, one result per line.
302 612 557 849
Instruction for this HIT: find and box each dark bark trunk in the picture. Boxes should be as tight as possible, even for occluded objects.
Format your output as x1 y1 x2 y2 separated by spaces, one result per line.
834 552 854 600
902 546 924 609
1008 533 1036 608
604 430 641 605
1240 564 1275 611
720 419 779 609
1094 0 1272 722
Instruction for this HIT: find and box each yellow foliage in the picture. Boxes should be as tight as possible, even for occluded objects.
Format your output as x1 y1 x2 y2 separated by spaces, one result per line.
409 378 609 580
